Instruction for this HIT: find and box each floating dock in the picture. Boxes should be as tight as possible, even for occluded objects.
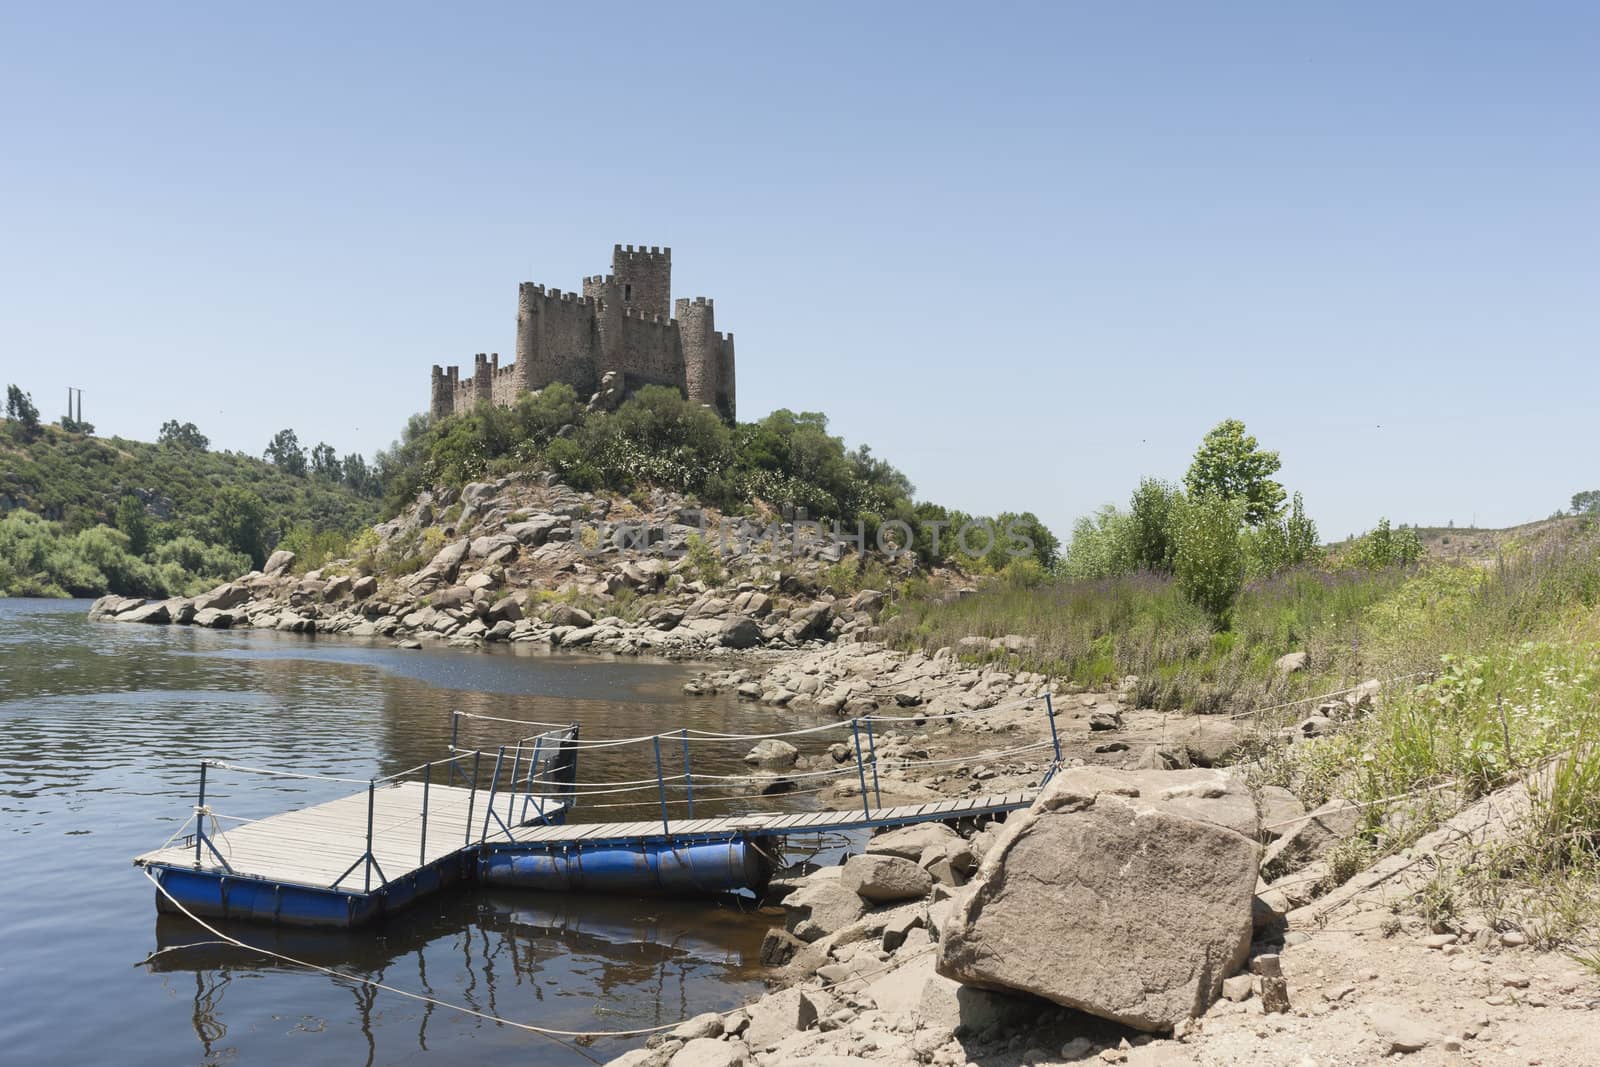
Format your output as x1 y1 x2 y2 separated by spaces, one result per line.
137 698 1061 928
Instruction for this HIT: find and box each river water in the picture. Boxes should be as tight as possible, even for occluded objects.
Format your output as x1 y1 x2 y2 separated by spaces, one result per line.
0 598 808 1066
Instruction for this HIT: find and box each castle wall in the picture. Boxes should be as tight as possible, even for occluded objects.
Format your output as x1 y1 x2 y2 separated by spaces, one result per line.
490 356 519 406
616 309 685 392
516 285 601 397
430 244 734 420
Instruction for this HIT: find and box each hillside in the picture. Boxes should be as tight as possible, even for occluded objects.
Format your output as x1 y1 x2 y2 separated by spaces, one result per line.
0 423 380 598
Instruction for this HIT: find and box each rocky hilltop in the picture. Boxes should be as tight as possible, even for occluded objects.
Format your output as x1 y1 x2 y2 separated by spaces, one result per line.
89 472 932 657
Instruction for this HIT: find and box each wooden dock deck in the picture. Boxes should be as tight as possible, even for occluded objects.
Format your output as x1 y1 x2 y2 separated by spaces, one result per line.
135 781 560 893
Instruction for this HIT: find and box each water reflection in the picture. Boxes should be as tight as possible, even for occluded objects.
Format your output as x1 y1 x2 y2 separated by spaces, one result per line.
147 893 774 1067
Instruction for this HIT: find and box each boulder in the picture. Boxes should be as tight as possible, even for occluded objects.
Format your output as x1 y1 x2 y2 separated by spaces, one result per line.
351 575 378 600
117 601 171 625
1261 799 1361 880
718 616 763 649
262 549 296 577
669 1013 726 1042
784 872 868 942
322 575 352 601
192 608 233 629
89 594 141 620
1088 708 1123 731
469 533 518 560
1257 786 1307 840
938 766 1260 1033
1275 651 1309 674
193 582 250 612
743 739 799 769
487 595 523 623
917 968 1032 1035
1162 717 1244 767
759 928 806 966
866 822 960 861
743 987 817 1049
427 538 471 581
841 853 933 904
547 604 593 629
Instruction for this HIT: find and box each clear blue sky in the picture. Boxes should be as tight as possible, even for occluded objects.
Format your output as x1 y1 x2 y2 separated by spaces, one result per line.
3 3 1595 541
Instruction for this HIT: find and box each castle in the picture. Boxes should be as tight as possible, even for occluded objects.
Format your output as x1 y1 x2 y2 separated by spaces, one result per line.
429 244 736 421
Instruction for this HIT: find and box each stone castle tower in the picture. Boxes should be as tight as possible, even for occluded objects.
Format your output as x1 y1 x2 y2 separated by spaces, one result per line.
430 245 736 421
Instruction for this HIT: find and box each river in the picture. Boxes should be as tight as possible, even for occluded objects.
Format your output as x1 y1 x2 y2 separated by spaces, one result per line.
0 598 802 1066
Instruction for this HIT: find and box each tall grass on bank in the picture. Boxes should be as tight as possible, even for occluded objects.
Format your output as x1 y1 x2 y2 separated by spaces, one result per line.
884 525 1600 715
883 565 1411 711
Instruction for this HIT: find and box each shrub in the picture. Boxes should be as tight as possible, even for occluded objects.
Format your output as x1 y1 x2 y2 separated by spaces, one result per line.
1060 505 1133 579
1127 478 1178 574
1170 493 1246 625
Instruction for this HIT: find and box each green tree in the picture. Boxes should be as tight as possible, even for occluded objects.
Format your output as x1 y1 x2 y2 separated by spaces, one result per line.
309 442 342 481
5 385 41 438
1572 490 1600 516
114 494 150 556
1171 493 1247 626
341 453 377 496
158 420 210 450
1184 418 1285 527
208 486 269 566
1127 478 1179 574
265 428 307 476
1060 505 1133 579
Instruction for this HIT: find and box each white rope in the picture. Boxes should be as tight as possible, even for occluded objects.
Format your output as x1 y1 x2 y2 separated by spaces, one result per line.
140 869 710 1040
1228 672 1432 720
205 760 372 786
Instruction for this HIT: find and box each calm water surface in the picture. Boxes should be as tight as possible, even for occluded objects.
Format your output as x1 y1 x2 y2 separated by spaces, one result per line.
0 599 806 1066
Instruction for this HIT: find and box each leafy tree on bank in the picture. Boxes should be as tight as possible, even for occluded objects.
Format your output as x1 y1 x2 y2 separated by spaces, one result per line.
1171 493 1248 626
5 385 41 439
1184 418 1285 526
114 494 150 556
265 429 307 476
1573 490 1600 516
1127 477 1179 574
158 420 210 451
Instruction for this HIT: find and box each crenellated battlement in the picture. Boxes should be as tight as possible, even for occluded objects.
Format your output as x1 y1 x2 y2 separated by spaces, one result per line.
430 243 736 422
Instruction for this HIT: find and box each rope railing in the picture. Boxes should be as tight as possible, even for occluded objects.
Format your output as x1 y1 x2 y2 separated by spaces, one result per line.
167 693 1063 874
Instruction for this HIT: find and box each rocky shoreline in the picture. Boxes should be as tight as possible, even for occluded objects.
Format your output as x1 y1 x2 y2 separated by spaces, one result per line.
88 473 938 661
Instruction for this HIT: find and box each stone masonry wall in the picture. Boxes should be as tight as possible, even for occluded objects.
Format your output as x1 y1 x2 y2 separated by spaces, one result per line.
430 244 736 420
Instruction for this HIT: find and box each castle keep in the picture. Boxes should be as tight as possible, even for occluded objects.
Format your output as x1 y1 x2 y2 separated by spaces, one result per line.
429 244 736 421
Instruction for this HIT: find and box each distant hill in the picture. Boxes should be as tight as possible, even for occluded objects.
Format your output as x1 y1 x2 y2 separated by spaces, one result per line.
0 424 380 597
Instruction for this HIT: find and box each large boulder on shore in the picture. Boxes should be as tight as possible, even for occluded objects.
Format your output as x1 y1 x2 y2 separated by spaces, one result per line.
938 766 1260 1033
842 853 933 903
718 615 764 649
116 601 172 625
